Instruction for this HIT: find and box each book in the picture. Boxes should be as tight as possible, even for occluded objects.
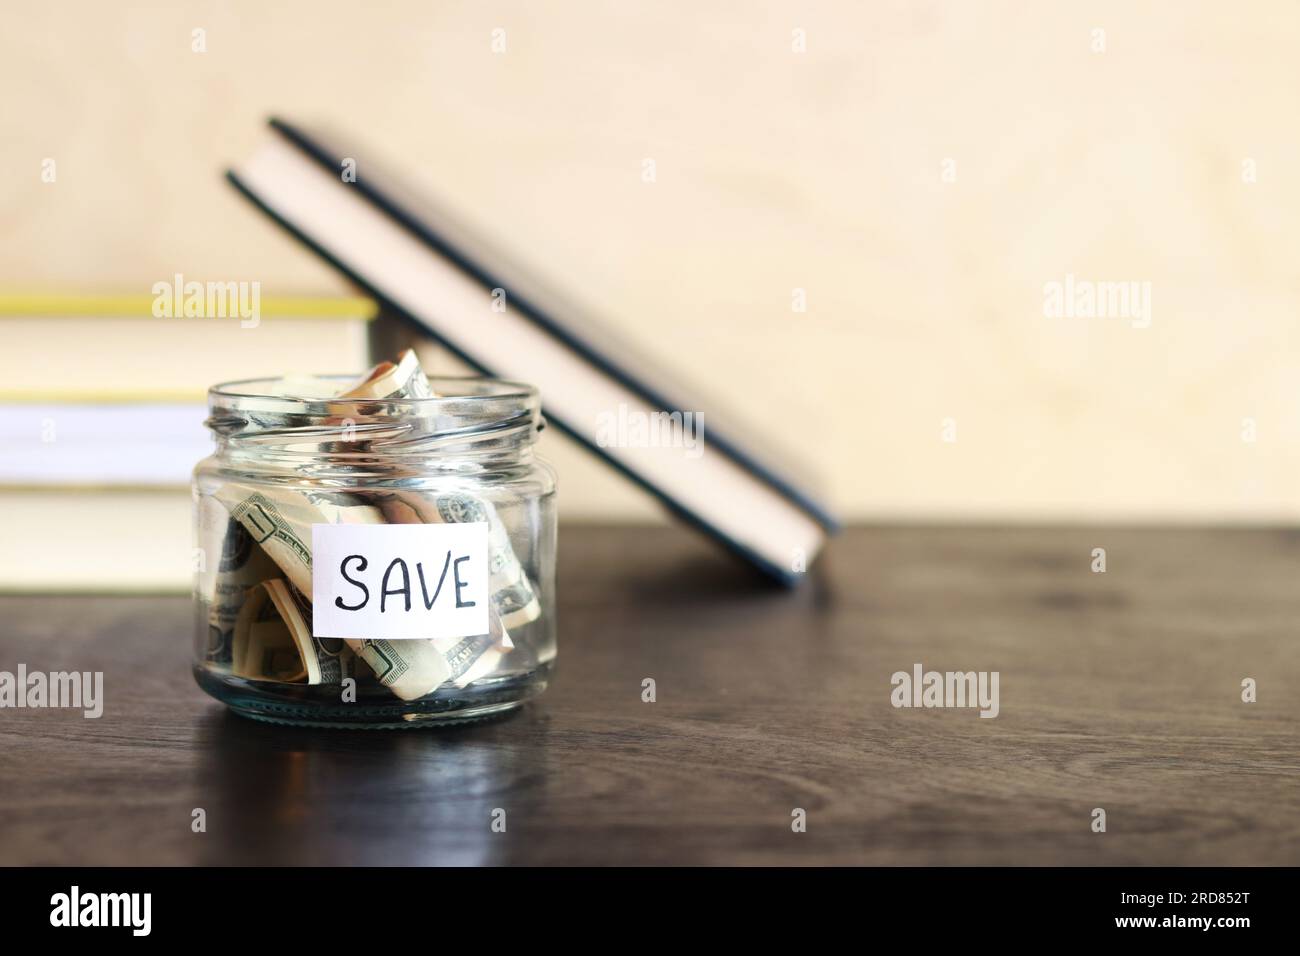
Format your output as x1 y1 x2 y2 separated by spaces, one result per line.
0 488 193 592
0 402 210 486
227 118 838 584
0 294 375 591
0 294 375 400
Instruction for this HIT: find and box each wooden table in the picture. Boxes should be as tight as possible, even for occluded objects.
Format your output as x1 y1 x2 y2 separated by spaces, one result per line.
1 525 1297 865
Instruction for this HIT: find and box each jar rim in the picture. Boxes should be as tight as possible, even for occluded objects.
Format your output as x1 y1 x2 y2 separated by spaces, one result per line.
208 373 537 407
205 374 542 451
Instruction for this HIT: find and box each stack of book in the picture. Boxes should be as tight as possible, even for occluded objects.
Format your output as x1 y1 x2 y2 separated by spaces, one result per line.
0 294 374 591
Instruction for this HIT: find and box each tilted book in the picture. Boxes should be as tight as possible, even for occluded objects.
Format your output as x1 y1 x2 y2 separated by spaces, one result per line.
228 118 837 584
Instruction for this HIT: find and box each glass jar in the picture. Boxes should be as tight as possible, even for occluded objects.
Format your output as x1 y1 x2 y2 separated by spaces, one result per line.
192 375 557 728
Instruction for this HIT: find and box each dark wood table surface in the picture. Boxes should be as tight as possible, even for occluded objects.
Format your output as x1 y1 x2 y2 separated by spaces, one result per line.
1 525 1297 866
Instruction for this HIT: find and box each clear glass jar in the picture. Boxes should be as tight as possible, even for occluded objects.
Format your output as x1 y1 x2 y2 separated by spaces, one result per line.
192 375 556 728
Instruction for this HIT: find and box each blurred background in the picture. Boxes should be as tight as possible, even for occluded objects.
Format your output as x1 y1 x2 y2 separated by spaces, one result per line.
2 0 1299 589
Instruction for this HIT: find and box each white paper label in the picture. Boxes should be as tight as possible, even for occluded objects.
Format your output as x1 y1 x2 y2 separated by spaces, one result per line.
311 522 490 641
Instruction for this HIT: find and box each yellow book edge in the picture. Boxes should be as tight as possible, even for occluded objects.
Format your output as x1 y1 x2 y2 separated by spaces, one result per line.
0 292 378 319
0 389 213 403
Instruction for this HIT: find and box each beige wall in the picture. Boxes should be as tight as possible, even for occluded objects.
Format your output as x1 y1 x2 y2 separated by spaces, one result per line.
5 1 1299 522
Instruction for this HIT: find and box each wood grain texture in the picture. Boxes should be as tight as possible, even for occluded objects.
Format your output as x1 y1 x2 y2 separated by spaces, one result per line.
1 525 1297 865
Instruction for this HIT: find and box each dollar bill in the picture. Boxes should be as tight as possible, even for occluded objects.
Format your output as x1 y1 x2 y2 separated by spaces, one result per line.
232 580 307 682
439 610 511 688
232 578 357 685
351 638 451 695
338 347 433 401
355 619 508 693
436 494 539 628
206 519 280 664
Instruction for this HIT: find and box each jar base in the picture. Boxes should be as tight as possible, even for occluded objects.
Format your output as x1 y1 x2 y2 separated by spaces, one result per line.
194 662 551 729
227 699 524 729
